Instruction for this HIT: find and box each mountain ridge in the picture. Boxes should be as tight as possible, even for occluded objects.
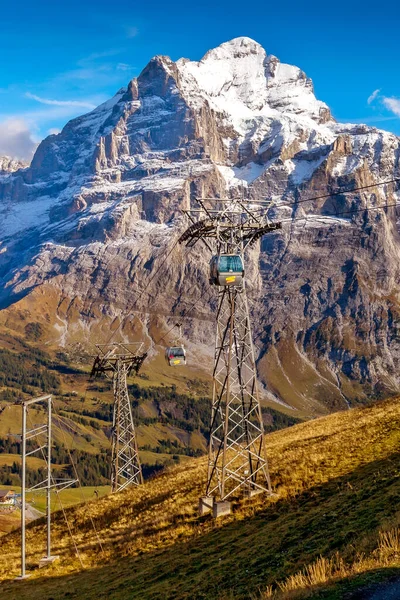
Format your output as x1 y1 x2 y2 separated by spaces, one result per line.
0 37 400 413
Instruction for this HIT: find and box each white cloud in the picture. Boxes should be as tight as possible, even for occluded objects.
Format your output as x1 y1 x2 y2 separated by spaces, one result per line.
382 97 400 117
0 97 107 161
26 92 96 109
367 89 380 104
126 26 139 38
22 105 93 122
346 115 399 124
0 118 37 161
52 65 128 90
116 63 133 71
0 46 129 161
77 49 123 67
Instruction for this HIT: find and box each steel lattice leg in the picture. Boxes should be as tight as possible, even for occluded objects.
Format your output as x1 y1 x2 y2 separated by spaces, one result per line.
111 361 143 492
205 285 272 505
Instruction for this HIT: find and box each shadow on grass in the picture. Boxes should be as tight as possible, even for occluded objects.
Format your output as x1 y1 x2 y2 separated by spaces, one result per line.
310 567 400 599
2 452 400 600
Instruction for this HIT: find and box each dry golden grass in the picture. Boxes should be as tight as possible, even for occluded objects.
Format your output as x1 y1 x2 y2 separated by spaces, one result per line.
0 397 399 599
256 524 400 599
0 510 20 535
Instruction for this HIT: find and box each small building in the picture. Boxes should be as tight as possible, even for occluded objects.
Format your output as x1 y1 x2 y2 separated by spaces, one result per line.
0 490 16 506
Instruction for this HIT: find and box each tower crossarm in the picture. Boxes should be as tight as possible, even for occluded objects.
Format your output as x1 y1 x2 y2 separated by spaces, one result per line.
179 198 282 250
242 222 282 246
90 343 147 379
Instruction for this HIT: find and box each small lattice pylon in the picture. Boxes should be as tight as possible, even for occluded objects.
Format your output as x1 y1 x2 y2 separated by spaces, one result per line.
90 343 147 492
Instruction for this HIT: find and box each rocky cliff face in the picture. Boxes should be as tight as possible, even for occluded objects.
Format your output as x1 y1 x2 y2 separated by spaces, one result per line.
1 37 400 415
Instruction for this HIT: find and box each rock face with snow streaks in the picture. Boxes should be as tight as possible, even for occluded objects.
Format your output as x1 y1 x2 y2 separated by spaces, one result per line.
1 36 400 414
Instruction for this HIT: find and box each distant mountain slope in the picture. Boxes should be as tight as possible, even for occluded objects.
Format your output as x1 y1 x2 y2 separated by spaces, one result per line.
0 37 400 411
1 397 400 598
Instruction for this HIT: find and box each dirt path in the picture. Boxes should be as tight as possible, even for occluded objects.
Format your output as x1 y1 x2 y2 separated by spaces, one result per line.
0 504 44 536
25 504 44 520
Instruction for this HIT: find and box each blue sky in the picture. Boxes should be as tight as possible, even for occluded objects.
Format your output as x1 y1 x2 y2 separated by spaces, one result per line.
1 0 400 160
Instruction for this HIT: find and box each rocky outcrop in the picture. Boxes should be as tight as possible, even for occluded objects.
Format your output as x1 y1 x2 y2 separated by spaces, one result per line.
0 37 400 414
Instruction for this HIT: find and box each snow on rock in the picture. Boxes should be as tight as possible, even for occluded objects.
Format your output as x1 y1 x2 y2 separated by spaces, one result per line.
178 37 329 127
1 37 400 408
178 35 335 176
217 162 267 187
1 36 398 248
286 155 328 184
0 196 54 238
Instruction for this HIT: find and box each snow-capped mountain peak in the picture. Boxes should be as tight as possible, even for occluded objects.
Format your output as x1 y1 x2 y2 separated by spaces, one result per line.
178 37 269 113
0 37 400 409
177 36 331 131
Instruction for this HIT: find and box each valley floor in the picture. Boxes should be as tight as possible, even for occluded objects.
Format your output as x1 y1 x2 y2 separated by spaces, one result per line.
1 398 400 599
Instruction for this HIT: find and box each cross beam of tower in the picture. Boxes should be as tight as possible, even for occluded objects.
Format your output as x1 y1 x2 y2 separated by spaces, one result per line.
90 343 147 492
179 197 281 514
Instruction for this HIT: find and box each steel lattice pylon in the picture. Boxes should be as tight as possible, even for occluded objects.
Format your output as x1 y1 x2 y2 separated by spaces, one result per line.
207 283 271 500
179 197 281 508
90 343 147 492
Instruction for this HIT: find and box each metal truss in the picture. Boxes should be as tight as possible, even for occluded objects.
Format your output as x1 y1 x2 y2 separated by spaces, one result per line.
90 343 147 492
207 284 272 499
178 197 282 252
179 197 281 502
17 395 77 579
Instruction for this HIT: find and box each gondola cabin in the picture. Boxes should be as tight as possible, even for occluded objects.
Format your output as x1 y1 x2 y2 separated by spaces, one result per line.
210 254 244 286
165 346 186 366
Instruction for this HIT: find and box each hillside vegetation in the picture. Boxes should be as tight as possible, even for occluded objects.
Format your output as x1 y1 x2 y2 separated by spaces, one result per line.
0 331 301 489
0 398 400 599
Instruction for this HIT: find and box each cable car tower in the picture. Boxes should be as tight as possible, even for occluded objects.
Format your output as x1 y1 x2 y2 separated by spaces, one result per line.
179 197 281 516
90 343 147 492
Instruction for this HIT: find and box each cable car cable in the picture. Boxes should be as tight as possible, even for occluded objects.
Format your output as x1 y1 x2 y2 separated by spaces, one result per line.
105 197 399 342
155 286 212 347
87 178 400 350
283 198 400 225
105 232 185 344
249 176 400 216
51 408 105 554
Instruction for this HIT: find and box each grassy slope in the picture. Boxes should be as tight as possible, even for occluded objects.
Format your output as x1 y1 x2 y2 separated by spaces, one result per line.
0 398 400 598
0 486 110 536
0 510 20 535
26 485 110 513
